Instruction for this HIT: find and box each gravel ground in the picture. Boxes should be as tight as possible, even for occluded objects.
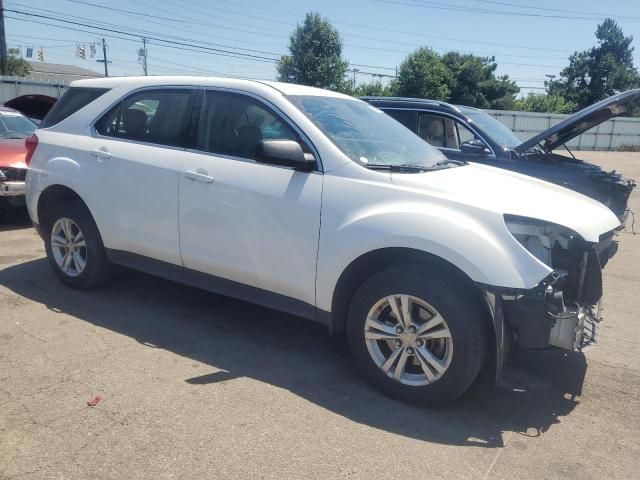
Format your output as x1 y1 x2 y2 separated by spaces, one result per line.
1 152 639 480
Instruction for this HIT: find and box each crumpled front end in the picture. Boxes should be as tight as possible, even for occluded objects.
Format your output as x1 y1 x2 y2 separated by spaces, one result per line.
586 166 635 224
487 216 617 354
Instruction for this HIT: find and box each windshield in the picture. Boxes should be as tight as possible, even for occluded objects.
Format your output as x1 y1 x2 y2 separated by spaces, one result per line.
288 95 446 167
459 107 522 149
0 112 36 139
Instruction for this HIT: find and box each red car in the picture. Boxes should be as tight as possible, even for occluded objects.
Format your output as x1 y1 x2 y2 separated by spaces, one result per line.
0 106 37 218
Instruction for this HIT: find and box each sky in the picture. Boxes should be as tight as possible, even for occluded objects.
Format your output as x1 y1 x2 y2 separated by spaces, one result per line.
5 0 640 96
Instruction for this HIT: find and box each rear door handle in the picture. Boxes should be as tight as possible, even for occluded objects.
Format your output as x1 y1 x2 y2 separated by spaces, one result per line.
184 169 214 183
91 147 111 161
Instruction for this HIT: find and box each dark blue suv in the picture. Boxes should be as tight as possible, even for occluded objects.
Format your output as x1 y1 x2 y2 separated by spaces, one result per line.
363 91 638 222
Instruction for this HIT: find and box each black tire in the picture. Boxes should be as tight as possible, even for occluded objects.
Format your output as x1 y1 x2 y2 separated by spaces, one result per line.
43 200 112 289
346 264 488 406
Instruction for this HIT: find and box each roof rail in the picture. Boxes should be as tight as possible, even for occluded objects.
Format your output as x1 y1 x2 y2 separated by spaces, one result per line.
360 96 459 112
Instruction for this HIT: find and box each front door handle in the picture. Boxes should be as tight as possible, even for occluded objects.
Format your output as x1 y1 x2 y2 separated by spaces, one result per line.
184 169 214 183
90 147 111 161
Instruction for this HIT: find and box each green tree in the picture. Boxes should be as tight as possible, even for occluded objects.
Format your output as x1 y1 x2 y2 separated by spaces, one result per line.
548 18 640 109
395 47 451 100
513 93 577 114
277 12 348 90
351 81 397 97
6 48 31 77
441 52 519 109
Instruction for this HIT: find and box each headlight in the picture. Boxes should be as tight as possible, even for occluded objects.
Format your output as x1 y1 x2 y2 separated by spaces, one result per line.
504 215 576 267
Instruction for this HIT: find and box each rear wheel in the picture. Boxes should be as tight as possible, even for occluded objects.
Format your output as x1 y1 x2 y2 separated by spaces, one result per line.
43 201 112 289
347 264 488 405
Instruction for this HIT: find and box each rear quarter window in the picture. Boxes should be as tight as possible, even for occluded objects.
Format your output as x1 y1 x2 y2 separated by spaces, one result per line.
40 87 109 128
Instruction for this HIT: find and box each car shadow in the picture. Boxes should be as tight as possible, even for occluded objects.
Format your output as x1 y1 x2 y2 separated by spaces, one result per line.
0 258 587 448
0 208 31 232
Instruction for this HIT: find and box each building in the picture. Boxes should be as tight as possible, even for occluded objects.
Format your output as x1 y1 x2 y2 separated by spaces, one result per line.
25 62 104 85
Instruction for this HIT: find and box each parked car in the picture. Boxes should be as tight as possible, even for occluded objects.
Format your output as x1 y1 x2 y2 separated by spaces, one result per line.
0 106 37 218
26 77 621 404
362 91 638 222
4 94 57 124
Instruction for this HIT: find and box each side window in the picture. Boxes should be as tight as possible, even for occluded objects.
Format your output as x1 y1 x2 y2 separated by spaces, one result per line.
384 109 417 132
419 113 478 150
197 90 301 160
455 122 475 145
418 114 448 148
40 87 109 128
95 89 194 148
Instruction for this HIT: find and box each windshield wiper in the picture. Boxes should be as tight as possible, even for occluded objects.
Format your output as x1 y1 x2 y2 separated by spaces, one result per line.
433 159 466 167
364 163 431 173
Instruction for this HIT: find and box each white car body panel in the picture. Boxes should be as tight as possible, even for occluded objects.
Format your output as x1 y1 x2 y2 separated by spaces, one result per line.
27 130 183 265
25 76 621 320
179 150 322 305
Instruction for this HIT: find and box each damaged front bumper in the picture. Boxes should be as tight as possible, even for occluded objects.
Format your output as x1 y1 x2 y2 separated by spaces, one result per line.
496 272 602 353
482 237 612 384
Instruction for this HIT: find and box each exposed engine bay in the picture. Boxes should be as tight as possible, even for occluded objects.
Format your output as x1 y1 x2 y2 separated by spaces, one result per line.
487 216 618 356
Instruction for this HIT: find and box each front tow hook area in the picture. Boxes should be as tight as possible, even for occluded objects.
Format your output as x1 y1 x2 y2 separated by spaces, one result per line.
549 301 600 351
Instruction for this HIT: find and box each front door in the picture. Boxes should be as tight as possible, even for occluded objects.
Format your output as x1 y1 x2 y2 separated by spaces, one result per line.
179 90 322 308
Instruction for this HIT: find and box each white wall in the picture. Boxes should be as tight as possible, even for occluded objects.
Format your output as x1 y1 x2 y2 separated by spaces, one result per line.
485 109 640 151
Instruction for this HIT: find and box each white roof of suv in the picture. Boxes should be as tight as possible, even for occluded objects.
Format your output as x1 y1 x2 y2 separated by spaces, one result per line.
69 76 349 98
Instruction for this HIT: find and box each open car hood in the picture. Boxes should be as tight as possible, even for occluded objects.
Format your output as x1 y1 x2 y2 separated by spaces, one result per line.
3 94 57 121
515 89 640 154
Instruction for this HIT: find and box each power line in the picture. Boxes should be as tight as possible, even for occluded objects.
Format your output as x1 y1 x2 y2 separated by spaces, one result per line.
202 0 577 53
5 10 280 63
377 0 640 21
63 0 577 62
7 2 285 57
469 0 640 21
6 4 573 81
8 2 574 75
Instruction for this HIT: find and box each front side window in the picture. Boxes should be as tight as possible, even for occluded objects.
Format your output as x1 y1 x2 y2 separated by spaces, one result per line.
197 91 299 159
418 113 478 150
288 95 444 168
95 89 194 148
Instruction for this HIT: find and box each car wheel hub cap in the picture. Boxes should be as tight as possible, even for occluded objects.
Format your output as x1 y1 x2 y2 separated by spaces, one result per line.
364 294 453 386
50 218 87 277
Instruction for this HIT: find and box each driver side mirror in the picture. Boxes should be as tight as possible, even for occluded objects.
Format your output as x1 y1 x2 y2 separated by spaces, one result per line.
255 140 315 171
460 138 490 155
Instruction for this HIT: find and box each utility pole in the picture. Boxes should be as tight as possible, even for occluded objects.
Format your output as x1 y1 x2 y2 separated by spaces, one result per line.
0 0 7 75
99 38 108 77
142 37 147 76
139 37 148 76
352 68 359 89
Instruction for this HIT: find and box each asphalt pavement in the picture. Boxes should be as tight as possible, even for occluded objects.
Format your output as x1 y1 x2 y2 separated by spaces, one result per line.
1 152 639 479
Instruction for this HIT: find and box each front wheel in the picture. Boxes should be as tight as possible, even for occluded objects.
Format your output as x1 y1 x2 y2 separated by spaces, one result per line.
347 265 488 405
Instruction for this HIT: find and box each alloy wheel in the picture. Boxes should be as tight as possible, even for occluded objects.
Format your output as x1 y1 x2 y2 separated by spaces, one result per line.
50 218 87 277
364 294 453 386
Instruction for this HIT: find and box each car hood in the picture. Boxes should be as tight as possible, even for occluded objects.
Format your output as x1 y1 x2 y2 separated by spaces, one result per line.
515 89 640 154
0 138 28 169
3 94 56 121
391 163 620 242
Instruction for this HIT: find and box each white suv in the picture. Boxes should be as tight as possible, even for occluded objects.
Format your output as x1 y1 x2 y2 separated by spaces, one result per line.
25 77 620 404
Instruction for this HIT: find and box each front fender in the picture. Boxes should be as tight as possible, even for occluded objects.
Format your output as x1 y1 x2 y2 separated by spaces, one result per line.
316 171 552 313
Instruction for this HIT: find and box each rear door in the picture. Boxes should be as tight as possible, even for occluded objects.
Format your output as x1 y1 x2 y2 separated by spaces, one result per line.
86 87 197 265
